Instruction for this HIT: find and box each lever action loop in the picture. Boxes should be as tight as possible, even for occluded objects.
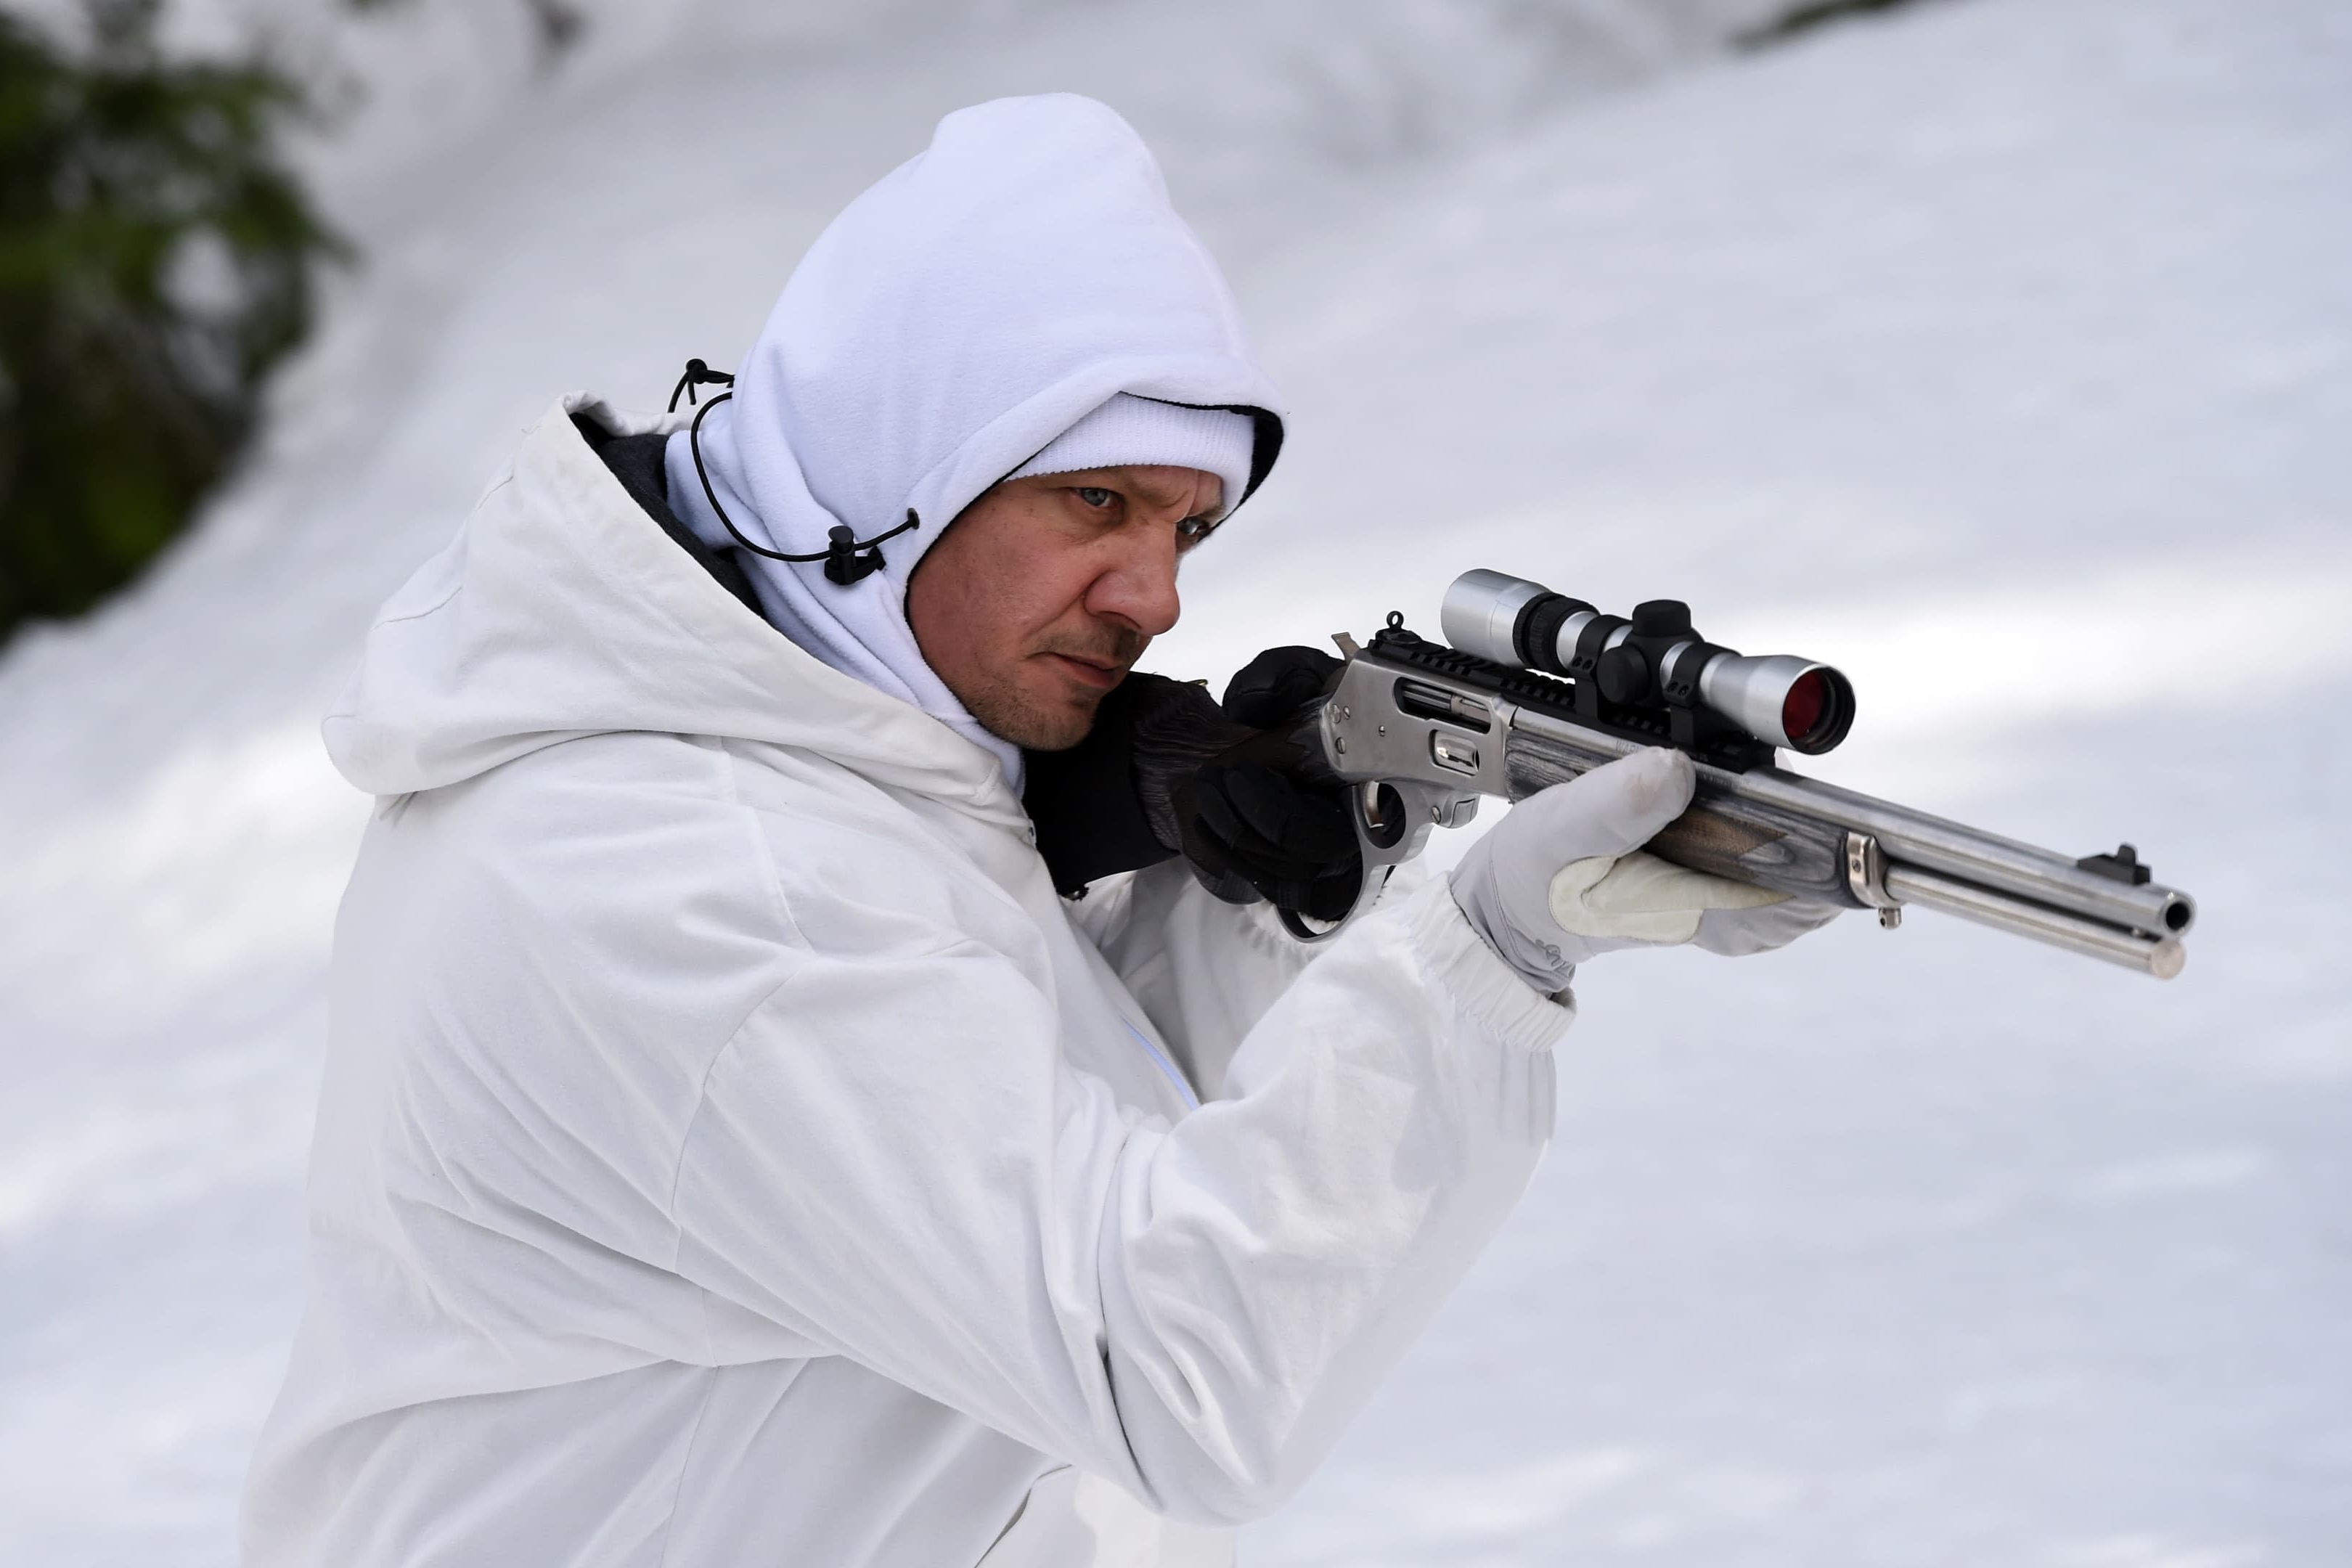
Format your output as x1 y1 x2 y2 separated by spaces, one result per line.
680 365 921 586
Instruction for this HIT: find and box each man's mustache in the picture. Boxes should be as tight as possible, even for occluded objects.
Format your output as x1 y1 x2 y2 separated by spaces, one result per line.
1033 626 1148 672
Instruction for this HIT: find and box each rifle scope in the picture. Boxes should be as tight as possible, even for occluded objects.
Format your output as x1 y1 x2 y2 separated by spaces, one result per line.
1440 569 1857 756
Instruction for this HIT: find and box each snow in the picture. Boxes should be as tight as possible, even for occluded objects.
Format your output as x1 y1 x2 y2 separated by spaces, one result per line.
2 0 2347 1562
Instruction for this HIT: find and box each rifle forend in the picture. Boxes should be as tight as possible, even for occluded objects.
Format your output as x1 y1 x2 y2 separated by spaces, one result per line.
1302 574 2195 979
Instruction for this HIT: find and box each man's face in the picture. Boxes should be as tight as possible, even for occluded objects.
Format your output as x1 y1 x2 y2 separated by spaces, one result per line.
907 464 1225 751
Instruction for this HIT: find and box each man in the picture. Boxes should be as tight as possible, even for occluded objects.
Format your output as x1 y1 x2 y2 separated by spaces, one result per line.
244 95 1832 1567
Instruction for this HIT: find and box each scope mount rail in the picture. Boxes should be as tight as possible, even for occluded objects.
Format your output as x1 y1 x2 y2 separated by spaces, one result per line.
1308 618 2194 979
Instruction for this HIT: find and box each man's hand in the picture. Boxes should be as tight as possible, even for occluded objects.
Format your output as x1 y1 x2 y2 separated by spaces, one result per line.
1164 646 1357 920
1026 651 1361 922
1137 646 1355 920
1219 645 1342 730
1448 748 1841 993
1175 755 1360 919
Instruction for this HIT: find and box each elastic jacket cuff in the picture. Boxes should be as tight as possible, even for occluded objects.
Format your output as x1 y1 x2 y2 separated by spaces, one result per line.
1403 880 1577 1051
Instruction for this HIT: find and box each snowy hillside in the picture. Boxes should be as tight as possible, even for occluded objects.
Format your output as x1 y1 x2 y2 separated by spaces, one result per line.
3 0 2348 1563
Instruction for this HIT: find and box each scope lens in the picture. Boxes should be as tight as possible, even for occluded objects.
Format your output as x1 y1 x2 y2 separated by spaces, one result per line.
1782 671 1830 748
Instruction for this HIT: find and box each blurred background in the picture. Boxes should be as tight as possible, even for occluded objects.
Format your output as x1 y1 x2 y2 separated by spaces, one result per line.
1 0 2347 1562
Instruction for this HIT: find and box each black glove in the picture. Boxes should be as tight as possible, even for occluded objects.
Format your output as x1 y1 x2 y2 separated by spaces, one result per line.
1023 673 1201 898
1177 647 1358 920
1175 750 1360 920
1022 650 1361 923
1220 645 1342 729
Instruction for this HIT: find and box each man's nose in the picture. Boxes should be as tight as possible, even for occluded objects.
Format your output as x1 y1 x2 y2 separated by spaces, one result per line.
1087 528 1182 639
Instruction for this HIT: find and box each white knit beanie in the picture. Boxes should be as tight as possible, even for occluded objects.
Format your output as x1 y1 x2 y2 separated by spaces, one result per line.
1008 393 1257 518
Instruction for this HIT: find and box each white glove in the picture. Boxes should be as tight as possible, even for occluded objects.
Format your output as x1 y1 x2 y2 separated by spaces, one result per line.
1449 748 1842 995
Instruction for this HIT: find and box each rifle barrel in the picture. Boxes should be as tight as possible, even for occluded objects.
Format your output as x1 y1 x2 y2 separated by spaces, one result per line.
1881 864 2186 978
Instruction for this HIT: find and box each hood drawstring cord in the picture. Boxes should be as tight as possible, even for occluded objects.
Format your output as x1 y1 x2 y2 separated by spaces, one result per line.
668 358 734 412
671 358 920 587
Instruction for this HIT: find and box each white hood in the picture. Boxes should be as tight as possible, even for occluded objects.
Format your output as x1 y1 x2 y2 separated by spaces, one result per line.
663 94 1286 788
322 393 1024 828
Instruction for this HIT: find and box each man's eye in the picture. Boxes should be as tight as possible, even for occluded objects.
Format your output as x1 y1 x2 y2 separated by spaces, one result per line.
1176 515 1215 542
1075 487 1116 510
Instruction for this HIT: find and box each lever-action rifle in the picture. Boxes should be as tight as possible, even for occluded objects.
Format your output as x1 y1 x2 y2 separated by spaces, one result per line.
1300 570 2196 978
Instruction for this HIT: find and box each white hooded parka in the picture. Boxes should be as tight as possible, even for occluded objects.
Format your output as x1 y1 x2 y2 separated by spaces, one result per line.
243 96 1572 1568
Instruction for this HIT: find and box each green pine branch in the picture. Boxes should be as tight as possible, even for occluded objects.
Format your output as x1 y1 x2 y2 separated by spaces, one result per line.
0 0 343 644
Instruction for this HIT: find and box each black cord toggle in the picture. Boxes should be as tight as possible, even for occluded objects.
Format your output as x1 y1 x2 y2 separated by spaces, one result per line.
805 513 921 584
677 359 920 586
668 356 735 412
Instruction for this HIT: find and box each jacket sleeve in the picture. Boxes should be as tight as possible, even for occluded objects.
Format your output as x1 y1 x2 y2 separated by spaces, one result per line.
668 876 1567 1526
1065 859 1312 1100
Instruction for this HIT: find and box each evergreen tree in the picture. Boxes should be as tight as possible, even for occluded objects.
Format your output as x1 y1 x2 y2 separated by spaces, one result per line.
0 0 340 645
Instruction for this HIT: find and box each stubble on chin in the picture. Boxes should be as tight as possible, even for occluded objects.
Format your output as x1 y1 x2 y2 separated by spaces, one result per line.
970 624 1145 751
961 663 1108 753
